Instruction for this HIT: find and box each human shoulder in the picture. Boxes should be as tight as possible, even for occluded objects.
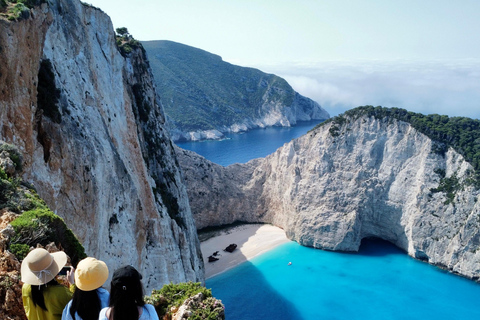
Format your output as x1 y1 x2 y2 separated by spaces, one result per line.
97 288 110 308
61 300 74 320
141 304 159 320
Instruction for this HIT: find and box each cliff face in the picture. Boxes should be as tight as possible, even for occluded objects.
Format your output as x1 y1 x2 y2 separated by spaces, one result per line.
142 40 330 142
0 0 203 290
179 113 480 280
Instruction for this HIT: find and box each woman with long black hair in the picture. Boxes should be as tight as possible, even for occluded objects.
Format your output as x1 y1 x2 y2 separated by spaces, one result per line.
61 257 109 320
98 265 158 320
21 248 74 320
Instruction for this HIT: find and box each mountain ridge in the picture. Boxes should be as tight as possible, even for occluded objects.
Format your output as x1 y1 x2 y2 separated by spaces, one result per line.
142 40 330 141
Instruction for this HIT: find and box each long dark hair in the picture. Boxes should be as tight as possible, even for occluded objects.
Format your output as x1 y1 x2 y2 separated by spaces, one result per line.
31 279 59 310
69 288 101 320
108 267 145 320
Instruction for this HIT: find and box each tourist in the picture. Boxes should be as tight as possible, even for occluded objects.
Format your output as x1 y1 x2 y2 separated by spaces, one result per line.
21 248 74 320
62 257 109 320
98 265 159 320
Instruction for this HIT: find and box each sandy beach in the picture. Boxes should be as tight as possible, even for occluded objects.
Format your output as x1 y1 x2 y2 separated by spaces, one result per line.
200 224 290 279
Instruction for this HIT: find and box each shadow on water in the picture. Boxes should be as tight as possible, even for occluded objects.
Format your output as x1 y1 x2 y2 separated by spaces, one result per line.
206 260 302 320
201 225 303 320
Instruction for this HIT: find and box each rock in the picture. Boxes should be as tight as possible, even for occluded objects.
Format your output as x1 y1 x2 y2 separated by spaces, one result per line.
0 224 15 241
0 151 16 177
172 293 203 320
0 250 21 273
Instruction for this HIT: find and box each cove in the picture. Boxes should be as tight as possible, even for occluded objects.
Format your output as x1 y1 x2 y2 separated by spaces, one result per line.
179 121 480 318
206 239 480 320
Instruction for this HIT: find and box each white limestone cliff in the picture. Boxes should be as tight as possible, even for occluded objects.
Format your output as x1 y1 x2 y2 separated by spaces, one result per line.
0 0 203 291
178 114 480 281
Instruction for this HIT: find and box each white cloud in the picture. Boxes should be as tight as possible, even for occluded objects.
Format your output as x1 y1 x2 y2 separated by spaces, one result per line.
260 60 480 119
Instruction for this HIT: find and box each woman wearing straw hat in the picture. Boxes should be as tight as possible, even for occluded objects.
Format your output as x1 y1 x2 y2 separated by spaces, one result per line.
21 248 74 320
61 257 110 320
99 265 159 320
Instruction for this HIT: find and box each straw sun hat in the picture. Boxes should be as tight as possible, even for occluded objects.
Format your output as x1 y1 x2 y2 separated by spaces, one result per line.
21 248 68 285
75 257 109 291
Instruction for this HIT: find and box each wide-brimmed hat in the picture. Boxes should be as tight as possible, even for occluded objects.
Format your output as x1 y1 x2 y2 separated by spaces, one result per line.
21 248 67 285
111 265 142 289
75 257 109 291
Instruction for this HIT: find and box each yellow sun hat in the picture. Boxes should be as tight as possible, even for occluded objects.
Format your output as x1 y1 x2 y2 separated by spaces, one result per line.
74 257 109 291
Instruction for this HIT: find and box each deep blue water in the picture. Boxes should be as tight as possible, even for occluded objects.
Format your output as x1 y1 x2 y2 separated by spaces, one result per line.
179 122 480 319
175 120 323 166
207 240 480 320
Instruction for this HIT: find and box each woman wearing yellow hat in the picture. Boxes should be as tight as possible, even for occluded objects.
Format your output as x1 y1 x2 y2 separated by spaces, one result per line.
21 248 74 320
62 257 110 320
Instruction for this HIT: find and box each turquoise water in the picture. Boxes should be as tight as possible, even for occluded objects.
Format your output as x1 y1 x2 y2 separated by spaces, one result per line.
207 240 480 320
175 120 323 166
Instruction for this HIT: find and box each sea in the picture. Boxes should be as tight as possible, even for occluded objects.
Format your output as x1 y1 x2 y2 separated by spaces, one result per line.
176 121 480 320
175 120 323 167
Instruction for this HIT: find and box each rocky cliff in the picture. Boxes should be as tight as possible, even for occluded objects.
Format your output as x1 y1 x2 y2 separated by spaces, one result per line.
178 107 480 281
142 40 330 141
0 0 203 291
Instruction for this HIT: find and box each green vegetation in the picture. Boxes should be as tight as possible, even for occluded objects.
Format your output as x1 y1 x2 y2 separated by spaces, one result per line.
320 105 480 188
7 3 28 20
145 282 224 320
141 40 301 133
1 0 45 20
430 173 460 205
10 207 86 265
9 243 30 260
0 143 24 211
115 27 142 57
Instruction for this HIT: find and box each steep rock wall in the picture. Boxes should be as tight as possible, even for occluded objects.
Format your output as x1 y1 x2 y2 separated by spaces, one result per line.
0 0 203 291
179 114 480 280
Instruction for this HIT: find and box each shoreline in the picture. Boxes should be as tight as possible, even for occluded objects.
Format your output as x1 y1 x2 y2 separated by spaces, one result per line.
200 224 290 279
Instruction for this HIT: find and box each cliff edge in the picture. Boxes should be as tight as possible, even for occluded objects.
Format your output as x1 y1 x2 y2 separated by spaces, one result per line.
0 0 204 291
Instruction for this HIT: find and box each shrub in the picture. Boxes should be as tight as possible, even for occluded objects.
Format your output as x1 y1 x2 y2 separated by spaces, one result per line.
9 243 30 261
145 282 224 319
430 174 460 205
10 208 86 265
189 297 225 320
7 3 30 20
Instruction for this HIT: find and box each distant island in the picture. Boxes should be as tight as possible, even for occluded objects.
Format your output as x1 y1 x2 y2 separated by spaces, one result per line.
142 40 330 141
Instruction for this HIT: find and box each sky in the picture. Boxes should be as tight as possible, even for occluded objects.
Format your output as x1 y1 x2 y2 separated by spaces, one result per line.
87 0 480 119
